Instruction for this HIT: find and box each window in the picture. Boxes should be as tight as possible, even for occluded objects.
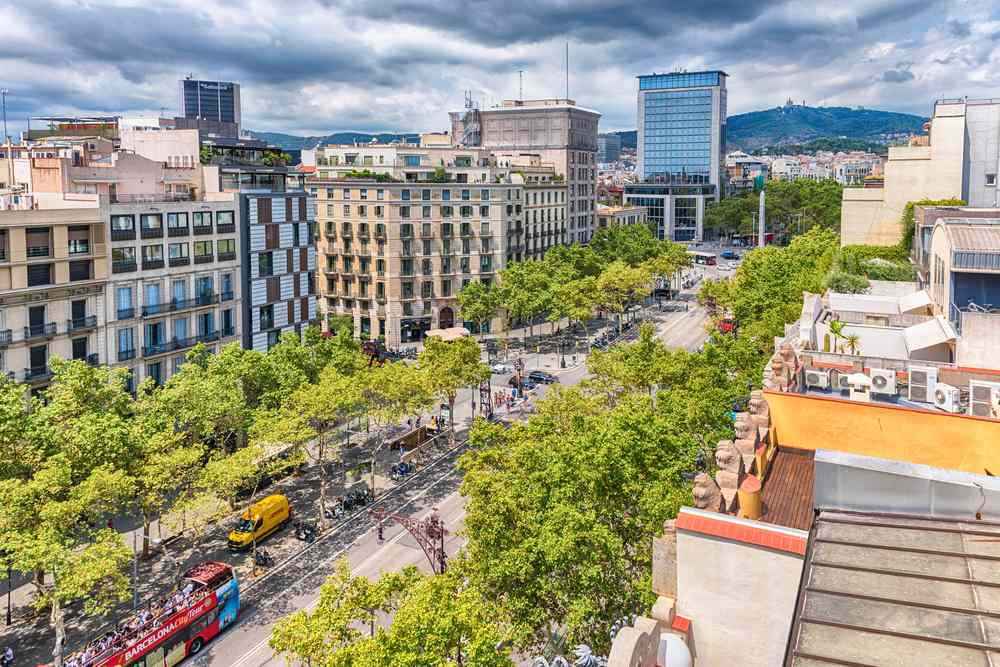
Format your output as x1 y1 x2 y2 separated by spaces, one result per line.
442 206 453 218
140 214 162 231
218 239 236 255
401 189 411 201
402 281 414 299
259 252 273 277
167 212 188 230
117 328 134 355
69 260 91 281
461 189 470 201
400 206 410 219
68 225 90 254
988 174 997 186
375 206 384 218
360 188 368 200
169 242 189 259
461 206 472 218
441 279 451 297
404 156 421 167
193 211 212 228
111 215 134 231
401 224 413 238
442 190 451 202
142 244 163 261
377 189 384 200
480 206 489 217
422 258 432 275
260 304 274 330
481 222 491 235
113 247 135 263
442 223 453 238
422 189 431 201
217 210 234 226
194 240 213 258
422 205 431 219
358 205 367 218
480 189 489 201
343 188 351 200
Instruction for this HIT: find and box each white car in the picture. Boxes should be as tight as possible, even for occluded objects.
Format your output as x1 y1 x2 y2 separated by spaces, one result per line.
727 261 739 269
491 362 513 374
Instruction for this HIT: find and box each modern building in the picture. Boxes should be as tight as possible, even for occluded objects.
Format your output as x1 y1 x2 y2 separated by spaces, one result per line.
841 98 1000 246
597 133 622 164
911 205 1000 285
626 70 727 242
105 198 241 389
0 206 107 389
179 78 242 128
450 98 600 244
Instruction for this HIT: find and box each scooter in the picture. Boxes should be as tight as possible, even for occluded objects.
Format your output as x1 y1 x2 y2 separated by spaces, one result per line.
254 549 275 568
294 521 317 543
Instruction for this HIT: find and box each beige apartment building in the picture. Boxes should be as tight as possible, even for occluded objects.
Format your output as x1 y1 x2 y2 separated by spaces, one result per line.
311 176 519 345
0 206 107 388
596 203 647 230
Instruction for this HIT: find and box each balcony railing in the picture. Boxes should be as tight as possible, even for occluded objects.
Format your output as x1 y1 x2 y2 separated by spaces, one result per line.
217 250 236 262
141 293 219 317
23 365 52 382
167 225 190 238
117 307 135 320
68 242 90 255
67 315 97 332
216 222 236 234
221 291 234 302
0 330 10 346
142 258 165 270
194 254 214 265
140 226 164 239
24 322 56 340
111 228 136 241
222 325 236 337
193 224 214 236
118 348 136 362
169 256 191 267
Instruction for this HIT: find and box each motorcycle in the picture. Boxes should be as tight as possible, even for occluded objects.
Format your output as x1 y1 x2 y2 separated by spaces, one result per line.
324 503 344 520
254 549 275 568
391 461 415 481
294 520 317 543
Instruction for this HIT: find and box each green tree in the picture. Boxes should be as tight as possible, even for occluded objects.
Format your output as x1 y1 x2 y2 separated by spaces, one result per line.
596 260 651 333
498 260 552 341
457 280 500 338
270 560 512 667
417 335 490 442
548 276 599 343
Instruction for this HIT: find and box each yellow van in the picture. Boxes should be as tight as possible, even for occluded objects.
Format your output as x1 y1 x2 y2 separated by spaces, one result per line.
227 494 292 550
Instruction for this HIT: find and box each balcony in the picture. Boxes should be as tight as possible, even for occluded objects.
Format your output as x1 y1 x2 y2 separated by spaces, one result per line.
141 293 219 317
167 225 190 238
193 224 213 236
217 250 237 262
221 291 234 302
117 307 135 320
67 315 97 333
194 253 214 265
22 365 53 382
24 322 56 341
169 256 191 267
216 221 236 234
111 228 136 241
140 226 164 240
222 325 236 338
142 258 165 270
68 241 91 255
118 348 136 362
26 245 50 258
0 330 10 346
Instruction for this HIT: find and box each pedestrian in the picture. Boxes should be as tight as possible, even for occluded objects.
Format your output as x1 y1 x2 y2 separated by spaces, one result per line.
415 415 421 427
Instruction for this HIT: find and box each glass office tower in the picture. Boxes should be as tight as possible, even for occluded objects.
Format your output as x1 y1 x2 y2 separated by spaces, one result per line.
627 71 727 242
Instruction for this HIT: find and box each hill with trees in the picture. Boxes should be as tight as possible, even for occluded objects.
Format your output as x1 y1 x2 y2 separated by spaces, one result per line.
249 131 421 150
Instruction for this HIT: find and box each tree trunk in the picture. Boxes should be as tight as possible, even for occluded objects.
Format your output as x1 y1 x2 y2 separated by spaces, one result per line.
318 434 329 530
448 394 456 445
50 592 65 667
141 513 151 559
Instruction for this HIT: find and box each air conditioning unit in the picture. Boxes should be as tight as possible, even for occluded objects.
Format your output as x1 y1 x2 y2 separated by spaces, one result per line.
969 380 1000 418
870 368 897 396
933 383 962 413
804 369 830 389
908 365 938 403
835 372 852 391
845 373 873 403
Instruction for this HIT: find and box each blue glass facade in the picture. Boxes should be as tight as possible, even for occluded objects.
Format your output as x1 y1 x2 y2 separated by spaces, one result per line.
639 71 720 90
642 89 713 183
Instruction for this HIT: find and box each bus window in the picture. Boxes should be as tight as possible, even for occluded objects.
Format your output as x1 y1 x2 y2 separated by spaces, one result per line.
165 635 187 667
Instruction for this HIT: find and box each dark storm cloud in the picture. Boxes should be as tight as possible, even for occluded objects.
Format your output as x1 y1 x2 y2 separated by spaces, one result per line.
881 68 916 83
855 0 944 29
333 0 786 46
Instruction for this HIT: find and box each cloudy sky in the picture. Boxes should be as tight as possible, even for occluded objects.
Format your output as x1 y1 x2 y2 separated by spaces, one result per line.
2 0 999 136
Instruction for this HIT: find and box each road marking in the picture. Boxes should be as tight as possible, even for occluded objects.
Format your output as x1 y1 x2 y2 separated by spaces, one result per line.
225 466 462 667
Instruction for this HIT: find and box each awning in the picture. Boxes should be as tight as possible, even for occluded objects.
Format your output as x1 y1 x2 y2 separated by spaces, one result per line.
425 327 470 342
903 316 957 352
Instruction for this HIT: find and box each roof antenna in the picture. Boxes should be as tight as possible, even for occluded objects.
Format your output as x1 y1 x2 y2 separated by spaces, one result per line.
565 42 570 100
518 70 524 100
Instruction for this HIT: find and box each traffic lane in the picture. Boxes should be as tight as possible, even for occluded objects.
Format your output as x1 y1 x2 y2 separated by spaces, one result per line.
221 488 469 667
191 459 465 666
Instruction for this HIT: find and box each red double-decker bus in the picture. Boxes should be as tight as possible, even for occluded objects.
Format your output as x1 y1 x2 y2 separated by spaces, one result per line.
61 561 240 667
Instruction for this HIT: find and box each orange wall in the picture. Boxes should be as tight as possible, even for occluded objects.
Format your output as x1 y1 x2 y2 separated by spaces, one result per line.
765 389 1000 475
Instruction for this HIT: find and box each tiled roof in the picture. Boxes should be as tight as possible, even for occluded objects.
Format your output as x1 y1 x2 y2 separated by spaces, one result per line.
676 507 808 556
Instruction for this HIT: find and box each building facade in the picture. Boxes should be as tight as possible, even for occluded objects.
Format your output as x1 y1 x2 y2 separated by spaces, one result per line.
596 204 647 230
598 133 622 164
312 178 517 345
0 206 107 389
630 71 727 242
451 98 600 244
105 198 241 389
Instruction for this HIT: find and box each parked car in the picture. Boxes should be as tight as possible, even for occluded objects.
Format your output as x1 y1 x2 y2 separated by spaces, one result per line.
720 249 740 260
491 362 513 374
528 370 558 384
508 376 537 391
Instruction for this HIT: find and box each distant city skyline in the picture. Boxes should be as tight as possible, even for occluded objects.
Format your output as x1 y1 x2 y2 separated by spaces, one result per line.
2 0 999 136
